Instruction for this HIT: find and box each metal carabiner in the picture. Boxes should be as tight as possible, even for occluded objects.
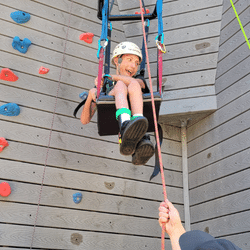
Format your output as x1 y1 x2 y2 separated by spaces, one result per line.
97 38 109 58
155 35 166 53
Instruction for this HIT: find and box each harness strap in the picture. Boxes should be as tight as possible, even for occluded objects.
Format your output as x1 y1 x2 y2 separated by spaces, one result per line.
73 93 88 118
157 46 163 95
140 19 150 73
150 123 163 180
97 47 104 99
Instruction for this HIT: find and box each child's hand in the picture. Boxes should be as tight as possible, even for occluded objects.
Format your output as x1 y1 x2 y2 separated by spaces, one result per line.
95 75 104 88
89 88 97 102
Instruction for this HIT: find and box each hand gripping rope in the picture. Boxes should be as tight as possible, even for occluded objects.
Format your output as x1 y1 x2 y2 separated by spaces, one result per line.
138 0 167 249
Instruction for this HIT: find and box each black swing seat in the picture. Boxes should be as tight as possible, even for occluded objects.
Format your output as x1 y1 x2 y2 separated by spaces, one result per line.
96 92 162 136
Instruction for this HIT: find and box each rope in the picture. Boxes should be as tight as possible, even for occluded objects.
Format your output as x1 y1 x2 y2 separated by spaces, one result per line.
138 0 167 249
230 0 250 49
30 1 74 248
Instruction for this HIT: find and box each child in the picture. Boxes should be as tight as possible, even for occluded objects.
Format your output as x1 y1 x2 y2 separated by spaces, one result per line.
81 41 154 165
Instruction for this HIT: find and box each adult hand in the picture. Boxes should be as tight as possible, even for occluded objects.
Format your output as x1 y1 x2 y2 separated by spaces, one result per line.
159 199 185 238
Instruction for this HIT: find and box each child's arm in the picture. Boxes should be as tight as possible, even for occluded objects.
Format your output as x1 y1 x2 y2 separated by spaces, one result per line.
111 75 145 89
80 88 97 125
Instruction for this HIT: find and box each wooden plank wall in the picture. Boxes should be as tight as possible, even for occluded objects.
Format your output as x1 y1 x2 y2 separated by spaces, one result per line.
187 0 250 249
0 0 183 249
118 0 221 126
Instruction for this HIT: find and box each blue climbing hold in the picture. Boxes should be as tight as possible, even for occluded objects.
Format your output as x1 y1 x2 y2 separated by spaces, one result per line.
79 91 88 100
73 192 82 204
0 103 20 116
12 36 31 54
10 11 30 24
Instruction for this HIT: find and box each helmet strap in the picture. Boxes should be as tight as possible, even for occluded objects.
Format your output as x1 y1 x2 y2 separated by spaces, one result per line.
117 56 123 74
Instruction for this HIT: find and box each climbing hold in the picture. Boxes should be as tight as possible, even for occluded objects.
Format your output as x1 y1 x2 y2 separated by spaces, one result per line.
79 91 88 100
0 68 18 82
79 33 94 44
39 66 50 74
0 138 9 152
10 10 31 24
73 192 82 204
12 36 31 54
0 182 11 197
0 103 20 116
135 9 150 14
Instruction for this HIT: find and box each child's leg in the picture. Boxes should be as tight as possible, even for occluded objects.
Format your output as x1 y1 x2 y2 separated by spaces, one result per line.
127 80 143 116
109 80 148 156
109 80 129 110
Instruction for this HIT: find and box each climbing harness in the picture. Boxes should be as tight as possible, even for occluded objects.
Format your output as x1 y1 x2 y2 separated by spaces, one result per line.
73 0 164 178
30 0 74 248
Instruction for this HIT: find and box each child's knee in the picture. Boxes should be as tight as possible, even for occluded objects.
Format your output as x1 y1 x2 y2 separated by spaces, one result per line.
128 80 142 93
114 80 128 93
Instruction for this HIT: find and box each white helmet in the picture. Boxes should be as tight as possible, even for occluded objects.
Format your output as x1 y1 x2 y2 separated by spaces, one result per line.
112 41 142 65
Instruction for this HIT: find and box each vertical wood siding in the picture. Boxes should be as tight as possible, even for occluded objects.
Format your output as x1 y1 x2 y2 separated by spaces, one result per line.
187 0 250 249
0 0 183 249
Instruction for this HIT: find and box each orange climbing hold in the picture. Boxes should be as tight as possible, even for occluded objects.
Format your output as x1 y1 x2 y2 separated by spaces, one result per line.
0 137 9 152
0 182 11 197
0 68 18 82
39 66 50 74
79 33 94 44
135 9 150 14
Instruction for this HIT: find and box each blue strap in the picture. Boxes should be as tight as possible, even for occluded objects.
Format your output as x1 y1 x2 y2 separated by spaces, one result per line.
156 0 164 41
97 0 109 58
100 0 108 40
140 19 150 72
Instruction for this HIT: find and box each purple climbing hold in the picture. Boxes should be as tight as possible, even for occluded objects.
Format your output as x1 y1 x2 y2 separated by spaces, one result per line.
12 36 31 54
0 103 20 116
10 11 30 24
73 192 82 204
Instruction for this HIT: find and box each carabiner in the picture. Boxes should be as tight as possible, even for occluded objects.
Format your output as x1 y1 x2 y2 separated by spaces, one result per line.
97 38 109 58
155 35 166 53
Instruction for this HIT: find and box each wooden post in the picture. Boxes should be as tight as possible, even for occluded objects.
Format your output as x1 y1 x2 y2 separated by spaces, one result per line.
181 119 191 231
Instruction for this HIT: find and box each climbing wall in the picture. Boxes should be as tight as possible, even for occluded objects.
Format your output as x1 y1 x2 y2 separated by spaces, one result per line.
187 0 250 249
0 0 184 249
118 0 222 126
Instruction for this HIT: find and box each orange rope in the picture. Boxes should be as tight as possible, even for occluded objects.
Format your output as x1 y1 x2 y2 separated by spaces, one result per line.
138 1 167 249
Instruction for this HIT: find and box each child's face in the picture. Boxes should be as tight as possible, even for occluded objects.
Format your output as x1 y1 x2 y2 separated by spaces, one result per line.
117 54 140 77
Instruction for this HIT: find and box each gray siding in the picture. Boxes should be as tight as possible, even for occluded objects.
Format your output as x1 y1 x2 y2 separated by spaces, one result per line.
0 0 183 249
188 0 250 249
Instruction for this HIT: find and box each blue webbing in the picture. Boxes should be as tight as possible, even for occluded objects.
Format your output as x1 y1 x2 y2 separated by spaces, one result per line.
156 0 163 40
97 0 109 58
140 20 150 72
100 0 108 41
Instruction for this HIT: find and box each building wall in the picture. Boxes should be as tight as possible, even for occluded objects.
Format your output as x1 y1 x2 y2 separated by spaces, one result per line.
187 0 250 249
0 0 183 249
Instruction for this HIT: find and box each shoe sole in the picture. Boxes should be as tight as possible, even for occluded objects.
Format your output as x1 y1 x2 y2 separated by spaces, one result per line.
132 140 155 165
120 117 148 155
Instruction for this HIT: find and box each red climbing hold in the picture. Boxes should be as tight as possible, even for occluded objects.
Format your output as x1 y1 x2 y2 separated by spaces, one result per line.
0 182 11 197
0 68 18 82
39 66 50 74
0 137 9 152
79 33 94 44
135 9 150 14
